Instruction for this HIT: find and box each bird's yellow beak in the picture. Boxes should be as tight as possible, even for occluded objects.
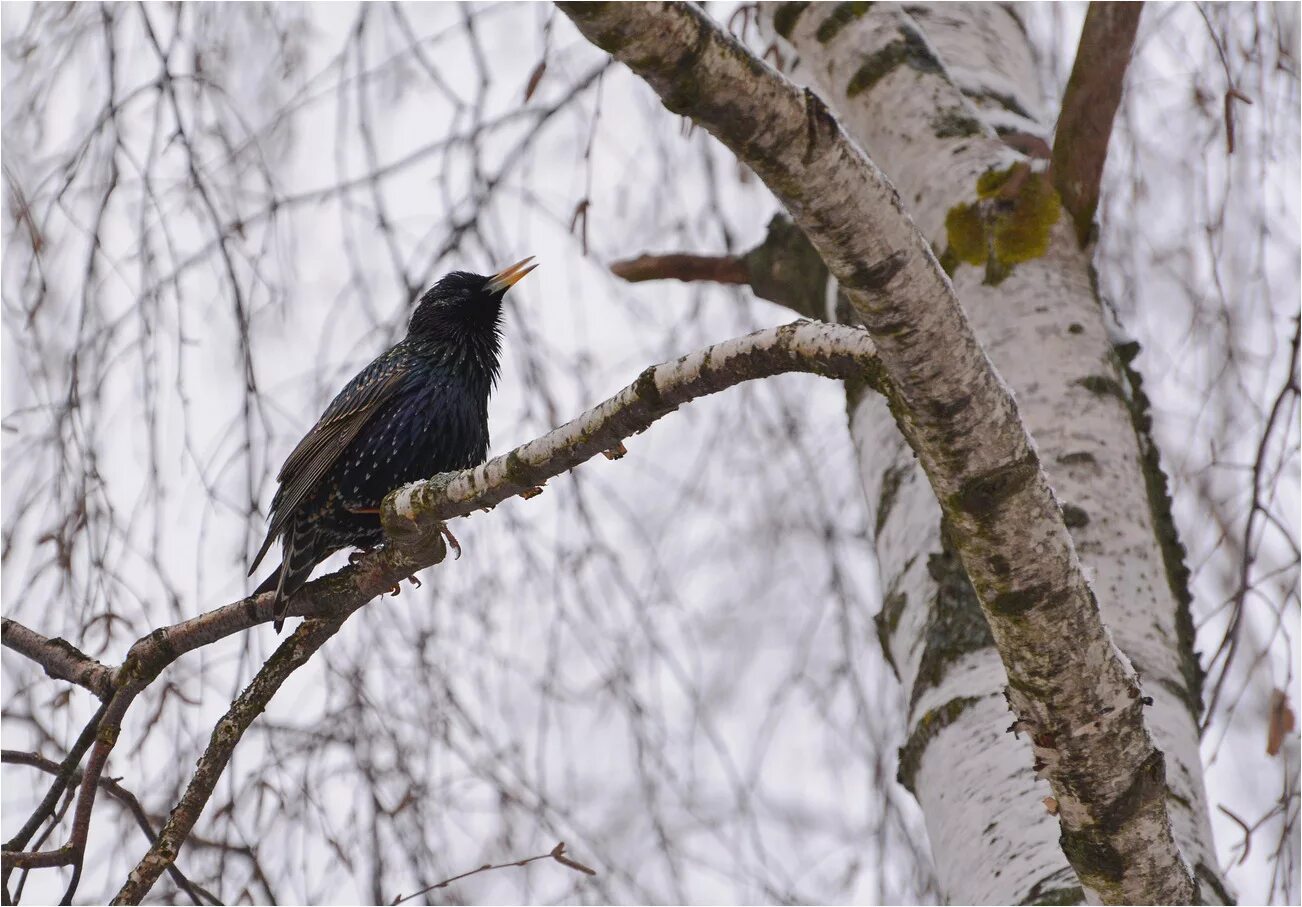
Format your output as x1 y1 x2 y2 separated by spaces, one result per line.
483 256 537 294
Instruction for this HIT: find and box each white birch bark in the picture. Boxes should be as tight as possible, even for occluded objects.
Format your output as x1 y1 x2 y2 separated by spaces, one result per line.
562 2 1208 902
768 3 1225 902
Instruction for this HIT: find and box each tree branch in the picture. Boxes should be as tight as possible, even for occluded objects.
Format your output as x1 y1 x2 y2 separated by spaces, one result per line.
609 214 829 318
2 751 218 906
1 697 107 888
2 320 879 900
2 619 115 700
390 842 596 905
610 252 748 285
558 3 1194 902
379 320 878 538
1052 2 1144 245
111 611 355 905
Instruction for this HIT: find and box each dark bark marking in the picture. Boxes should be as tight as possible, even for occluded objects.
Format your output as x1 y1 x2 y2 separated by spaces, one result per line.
844 250 908 291
1058 749 1168 887
815 2 873 43
875 462 912 536
910 532 996 712
949 451 1039 518
1061 503 1090 529
846 24 942 98
772 2 811 39
802 87 841 163
987 582 1073 619
897 694 985 793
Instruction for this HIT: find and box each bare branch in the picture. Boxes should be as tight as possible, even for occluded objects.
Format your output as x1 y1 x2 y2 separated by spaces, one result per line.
1052 2 1145 245
107 325 869 902
380 321 879 539
2 619 115 700
4 320 879 900
609 214 829 318
2 699 107 864
610 253 749 285
2 750 218 906
111 612 355 905
390 841 596 906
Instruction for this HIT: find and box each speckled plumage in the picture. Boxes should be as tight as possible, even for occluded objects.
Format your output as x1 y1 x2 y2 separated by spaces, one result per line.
250 261 533 630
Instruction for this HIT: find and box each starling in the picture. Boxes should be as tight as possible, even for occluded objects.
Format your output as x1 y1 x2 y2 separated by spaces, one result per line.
250 257 537 631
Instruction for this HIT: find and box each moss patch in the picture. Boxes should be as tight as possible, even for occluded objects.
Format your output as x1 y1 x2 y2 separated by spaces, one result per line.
993 171 1060 265
846 24 941 98
816 1 872 42
941 163 1061 285
943 203 986 268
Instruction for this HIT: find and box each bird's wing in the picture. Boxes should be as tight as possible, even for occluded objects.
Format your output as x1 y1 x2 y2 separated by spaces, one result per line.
249 356 409 573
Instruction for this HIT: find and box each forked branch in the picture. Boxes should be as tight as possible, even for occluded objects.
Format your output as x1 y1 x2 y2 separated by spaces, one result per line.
3 320 881 904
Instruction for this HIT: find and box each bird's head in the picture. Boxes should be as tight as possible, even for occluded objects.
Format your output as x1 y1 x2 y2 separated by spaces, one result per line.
407 257 536 365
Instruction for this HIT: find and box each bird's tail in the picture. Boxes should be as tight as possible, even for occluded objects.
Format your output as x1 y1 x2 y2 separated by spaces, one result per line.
253 524 322 633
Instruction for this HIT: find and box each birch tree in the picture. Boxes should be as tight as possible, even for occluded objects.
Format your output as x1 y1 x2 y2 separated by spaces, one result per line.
2 3 1297 905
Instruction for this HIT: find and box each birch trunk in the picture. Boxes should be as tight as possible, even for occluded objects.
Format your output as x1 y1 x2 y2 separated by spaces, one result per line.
766 3 1224 902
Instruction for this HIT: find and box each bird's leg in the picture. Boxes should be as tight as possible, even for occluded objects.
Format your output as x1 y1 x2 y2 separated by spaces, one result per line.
439 524 462 560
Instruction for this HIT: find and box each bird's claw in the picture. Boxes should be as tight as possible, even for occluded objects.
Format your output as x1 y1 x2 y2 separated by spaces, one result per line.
520 485 545 500
388 575 421 596
440 525 462 560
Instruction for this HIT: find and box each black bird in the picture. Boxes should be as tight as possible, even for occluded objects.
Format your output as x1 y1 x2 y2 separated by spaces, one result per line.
250 257 536 631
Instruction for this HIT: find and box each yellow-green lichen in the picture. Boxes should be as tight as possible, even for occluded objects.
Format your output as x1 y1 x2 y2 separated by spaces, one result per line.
944 202 986 267
976 164 1015 197
941 163 1062 285
993 170 1060 265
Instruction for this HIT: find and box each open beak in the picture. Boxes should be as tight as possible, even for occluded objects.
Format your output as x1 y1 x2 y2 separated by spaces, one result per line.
483 256 537 294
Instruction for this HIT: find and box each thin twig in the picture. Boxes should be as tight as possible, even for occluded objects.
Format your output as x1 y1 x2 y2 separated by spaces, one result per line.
2 750 219 905
390 842 596 905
